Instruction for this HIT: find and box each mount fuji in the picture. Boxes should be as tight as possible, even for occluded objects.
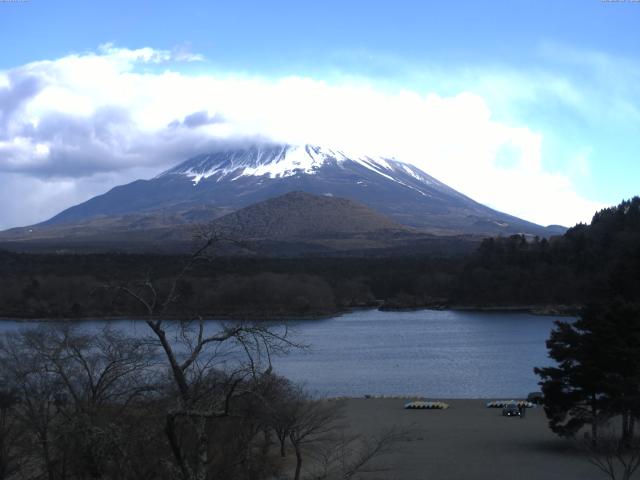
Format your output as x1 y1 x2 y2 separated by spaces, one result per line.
0 144 564 251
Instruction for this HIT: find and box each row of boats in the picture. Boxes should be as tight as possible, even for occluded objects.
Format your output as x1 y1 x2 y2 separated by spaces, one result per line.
404 401 449 409
486 400 535 408
403 399 536 410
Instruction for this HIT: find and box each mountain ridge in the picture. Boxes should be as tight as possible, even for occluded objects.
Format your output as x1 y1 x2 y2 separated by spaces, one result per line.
0 143 566 252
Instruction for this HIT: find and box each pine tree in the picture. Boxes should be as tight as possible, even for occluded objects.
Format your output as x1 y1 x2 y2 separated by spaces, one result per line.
535 301 640 443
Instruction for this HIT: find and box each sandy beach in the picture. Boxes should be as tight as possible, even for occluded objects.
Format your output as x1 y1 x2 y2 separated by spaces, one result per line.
338 398 601 480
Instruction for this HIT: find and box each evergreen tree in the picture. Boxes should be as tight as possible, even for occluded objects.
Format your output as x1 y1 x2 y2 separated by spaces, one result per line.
535 301 640 443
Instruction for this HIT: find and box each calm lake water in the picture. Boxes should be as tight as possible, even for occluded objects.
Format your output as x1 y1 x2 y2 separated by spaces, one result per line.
0 309 565 398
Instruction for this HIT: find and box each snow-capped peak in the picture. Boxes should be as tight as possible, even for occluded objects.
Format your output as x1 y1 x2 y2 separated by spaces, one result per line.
159 144 437 190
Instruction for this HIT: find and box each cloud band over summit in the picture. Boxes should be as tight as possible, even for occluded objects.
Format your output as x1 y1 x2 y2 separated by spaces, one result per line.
0 44 619 229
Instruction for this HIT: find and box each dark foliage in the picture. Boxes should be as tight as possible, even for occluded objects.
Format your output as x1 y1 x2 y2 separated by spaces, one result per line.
0 324 281 479
0 252 460 319
533 198 640 444
0 197 639 318
456 197 640 307
0 323 397 480
535 301 640 443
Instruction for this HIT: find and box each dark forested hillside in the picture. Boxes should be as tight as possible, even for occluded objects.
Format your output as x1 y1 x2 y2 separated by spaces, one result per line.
455 197 640 307
0 251 461 318
0 197 638 319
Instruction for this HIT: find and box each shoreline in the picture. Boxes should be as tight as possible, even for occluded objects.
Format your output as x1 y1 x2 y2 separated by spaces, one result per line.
325 395 539 401
0 303 579 322
381 303 580 316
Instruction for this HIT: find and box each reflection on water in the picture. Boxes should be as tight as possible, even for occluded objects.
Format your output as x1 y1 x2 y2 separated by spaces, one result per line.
0 309 564 398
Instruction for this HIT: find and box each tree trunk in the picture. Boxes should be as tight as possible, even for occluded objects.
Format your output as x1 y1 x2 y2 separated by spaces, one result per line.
293 443 303 480
147 322 190 400
261 428 272 456
278 432 287 457
591 397 598 446
165 414 191 480
40 434 56 480
622 412 630 444
195 419 209 480
280 438 287 457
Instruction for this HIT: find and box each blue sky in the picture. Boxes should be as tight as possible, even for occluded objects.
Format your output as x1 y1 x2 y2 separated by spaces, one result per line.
0 0 639 228
3 1 639 72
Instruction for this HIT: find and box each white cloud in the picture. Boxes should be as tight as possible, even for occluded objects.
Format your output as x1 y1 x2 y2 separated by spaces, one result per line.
0 168 160 231
0 46 604 229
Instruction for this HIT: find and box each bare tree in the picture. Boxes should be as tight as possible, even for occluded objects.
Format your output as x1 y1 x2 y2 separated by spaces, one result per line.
0 389 23 480
259 374 299 458
584 427 640 480
0 325 162 480
312 427 408 480
115 230 298 480
19 325 158 410
286 392 345 480
0 329 71 480
269 383 407 480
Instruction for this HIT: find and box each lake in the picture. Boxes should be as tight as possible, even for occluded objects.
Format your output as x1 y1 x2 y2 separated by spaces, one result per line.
0 309 564 398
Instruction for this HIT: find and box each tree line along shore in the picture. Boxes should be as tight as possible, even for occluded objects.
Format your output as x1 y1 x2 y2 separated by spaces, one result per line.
0 197 638 320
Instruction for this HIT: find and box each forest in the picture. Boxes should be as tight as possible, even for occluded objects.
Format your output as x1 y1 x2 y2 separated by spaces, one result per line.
0 197 638 320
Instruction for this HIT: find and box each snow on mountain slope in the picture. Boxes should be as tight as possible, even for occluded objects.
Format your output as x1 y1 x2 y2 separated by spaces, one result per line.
33 143 562 237
160 144 444 193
